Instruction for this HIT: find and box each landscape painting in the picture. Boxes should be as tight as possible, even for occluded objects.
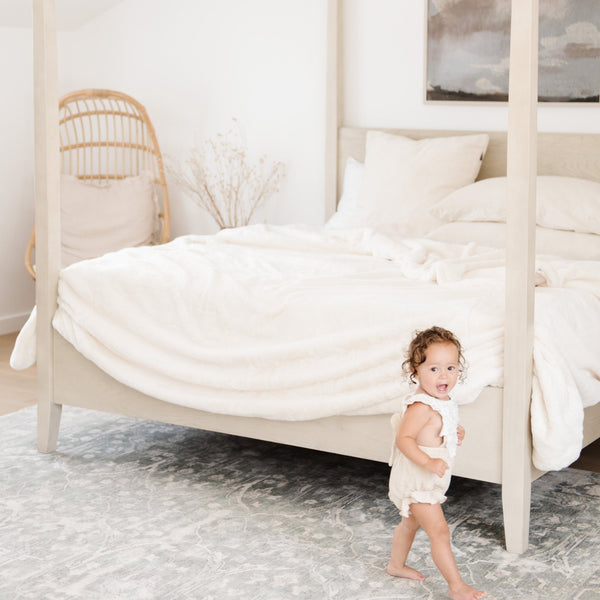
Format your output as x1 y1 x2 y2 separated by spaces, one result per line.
426 0 600 102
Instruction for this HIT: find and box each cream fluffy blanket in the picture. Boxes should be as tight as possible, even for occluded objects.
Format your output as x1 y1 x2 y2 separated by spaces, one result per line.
11 225 600 470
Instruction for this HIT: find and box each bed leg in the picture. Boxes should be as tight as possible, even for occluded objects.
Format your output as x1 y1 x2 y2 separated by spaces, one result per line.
502 473 531 554
36 333 62 453
37 400 62 453
36 332 62 452
501 391 532 553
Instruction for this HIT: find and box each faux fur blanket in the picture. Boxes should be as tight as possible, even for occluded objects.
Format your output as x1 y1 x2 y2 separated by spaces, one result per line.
12 225 600 470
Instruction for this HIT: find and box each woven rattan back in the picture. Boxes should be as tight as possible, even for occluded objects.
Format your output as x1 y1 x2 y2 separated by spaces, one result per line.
25 89 170 279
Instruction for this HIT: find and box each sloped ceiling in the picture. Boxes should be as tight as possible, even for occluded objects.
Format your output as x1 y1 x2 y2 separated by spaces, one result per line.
0 0 124 30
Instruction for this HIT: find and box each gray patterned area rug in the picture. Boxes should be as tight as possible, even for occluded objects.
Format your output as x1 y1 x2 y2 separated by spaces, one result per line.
1 407 599 600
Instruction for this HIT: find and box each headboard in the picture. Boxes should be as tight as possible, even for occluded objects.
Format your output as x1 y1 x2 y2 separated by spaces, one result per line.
337 126 600 204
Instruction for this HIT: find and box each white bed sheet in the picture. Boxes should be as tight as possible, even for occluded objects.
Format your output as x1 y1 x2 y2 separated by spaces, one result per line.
12 224 600 471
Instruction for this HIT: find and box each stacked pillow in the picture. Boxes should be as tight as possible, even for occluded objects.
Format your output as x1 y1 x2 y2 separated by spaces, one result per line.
326 130 489 237
427 176 600 259
326 129 599 260
431 175 600 235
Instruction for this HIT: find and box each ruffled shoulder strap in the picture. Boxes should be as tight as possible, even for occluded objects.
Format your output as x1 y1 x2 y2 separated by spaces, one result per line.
405 393 441 411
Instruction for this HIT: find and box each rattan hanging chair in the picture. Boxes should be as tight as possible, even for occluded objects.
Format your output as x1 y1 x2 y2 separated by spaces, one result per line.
25 88 170 279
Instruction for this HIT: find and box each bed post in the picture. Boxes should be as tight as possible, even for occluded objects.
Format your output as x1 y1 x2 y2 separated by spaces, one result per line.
324 0 342 220
33 0 62 452
502 0 538 554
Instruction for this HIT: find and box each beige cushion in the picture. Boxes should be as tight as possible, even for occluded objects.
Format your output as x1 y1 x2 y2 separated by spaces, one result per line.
327 131 489 237
61 173 158 266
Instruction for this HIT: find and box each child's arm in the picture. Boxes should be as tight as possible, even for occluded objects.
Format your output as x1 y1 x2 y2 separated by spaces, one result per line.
457 424 465 445
396 403 449 477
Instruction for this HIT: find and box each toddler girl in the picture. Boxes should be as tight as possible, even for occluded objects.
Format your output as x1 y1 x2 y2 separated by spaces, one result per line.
387 326 486 600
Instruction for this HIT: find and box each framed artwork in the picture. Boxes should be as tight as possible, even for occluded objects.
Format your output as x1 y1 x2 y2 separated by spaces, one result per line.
426 0 600 102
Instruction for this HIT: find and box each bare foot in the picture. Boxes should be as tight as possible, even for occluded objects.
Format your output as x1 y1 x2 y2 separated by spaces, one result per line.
448 582 487 600
386 562 425 580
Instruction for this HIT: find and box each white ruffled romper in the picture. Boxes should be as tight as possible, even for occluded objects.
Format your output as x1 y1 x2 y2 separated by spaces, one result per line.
388 393 459 517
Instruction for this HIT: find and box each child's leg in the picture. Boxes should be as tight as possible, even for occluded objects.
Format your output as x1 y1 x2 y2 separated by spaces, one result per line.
387 513 425 580
410 503 486 600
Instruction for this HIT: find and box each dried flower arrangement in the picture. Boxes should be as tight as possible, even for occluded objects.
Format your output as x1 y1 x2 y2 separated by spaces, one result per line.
168 120 285 229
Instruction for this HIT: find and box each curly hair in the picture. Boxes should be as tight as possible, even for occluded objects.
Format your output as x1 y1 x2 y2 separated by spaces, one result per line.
402 326 466 384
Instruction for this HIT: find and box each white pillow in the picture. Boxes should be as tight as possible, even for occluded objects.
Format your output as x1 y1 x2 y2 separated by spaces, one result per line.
328 131 489 237
61 172 159 266
432 176 600 235
325 157 365 230
427 221 600 261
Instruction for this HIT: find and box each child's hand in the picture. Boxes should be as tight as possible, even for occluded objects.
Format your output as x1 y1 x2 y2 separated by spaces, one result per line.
457 424 465 446
425 458 449 477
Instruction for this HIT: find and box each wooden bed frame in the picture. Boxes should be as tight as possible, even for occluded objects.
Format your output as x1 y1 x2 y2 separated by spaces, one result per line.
32 0 600 554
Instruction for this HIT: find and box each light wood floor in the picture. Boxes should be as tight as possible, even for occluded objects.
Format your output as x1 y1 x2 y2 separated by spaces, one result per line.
1 332 598 472
1 332 37 415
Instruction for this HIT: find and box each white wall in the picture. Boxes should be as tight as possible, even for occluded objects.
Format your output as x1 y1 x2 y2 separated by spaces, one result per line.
343 0 600 133
2 0 599 332
0 27 35 333
59 0 328 237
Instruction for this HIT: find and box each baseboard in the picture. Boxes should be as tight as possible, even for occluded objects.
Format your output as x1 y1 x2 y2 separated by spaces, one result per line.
0 311 31 335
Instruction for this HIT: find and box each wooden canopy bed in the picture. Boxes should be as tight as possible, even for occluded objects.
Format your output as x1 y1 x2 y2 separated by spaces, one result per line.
30 0 600 556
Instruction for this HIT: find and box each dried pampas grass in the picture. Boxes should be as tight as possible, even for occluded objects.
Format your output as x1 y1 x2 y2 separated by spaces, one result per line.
168 120 285 229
